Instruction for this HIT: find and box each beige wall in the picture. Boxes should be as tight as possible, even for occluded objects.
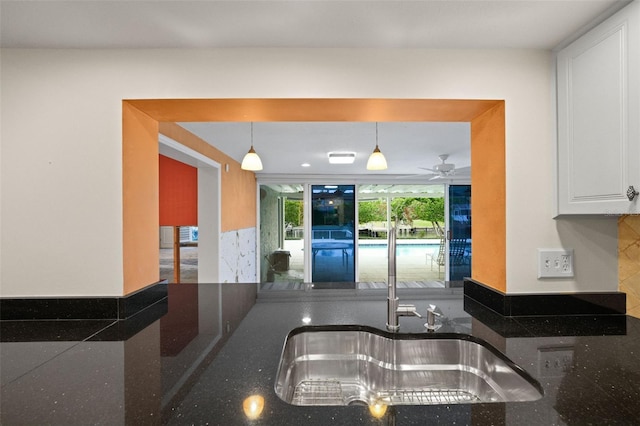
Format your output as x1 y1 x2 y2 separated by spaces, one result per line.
0 48 619 297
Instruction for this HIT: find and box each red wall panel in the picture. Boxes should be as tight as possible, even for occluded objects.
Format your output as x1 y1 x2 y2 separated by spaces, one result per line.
159 155 197 226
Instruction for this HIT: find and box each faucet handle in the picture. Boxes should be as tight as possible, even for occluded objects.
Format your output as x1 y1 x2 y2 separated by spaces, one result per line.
397 304 423 318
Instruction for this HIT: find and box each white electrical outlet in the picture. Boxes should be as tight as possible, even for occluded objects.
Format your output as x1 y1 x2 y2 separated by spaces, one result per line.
538 249 574 278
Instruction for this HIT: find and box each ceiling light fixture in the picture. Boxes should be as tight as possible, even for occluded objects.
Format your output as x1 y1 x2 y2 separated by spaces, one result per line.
328 152 356 164
241 122 263 171
366 122 388 170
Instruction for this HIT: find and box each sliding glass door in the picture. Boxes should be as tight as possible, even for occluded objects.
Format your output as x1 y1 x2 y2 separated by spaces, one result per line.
258 182 468 285
448 185 471 281
357 185 446 283
311 185 356 283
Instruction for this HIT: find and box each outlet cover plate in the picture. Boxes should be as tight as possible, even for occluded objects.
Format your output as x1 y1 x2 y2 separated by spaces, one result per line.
538 249 574 278
538 345 574 377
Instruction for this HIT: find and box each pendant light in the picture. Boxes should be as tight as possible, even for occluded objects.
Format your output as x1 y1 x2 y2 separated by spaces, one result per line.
241 122 263 171
366 122 388 170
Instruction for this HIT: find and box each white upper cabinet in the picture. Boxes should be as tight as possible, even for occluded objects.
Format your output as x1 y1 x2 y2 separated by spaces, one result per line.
557 1 640 215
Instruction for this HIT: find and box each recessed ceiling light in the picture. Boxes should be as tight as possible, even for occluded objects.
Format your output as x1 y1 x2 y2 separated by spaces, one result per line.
328 152 356 164
301 163 311 167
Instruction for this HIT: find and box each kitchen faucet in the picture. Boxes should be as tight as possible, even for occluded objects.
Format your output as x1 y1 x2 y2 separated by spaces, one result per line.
386 224 423 332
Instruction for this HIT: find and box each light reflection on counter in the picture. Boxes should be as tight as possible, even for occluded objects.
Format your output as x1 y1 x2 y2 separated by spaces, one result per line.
242 394 265 420
368 401 388 419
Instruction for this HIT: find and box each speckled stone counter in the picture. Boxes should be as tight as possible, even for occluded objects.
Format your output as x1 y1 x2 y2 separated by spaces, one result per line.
1 284 639 425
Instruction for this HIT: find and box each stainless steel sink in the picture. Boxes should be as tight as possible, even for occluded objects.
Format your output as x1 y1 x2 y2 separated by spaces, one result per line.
274 325 543 406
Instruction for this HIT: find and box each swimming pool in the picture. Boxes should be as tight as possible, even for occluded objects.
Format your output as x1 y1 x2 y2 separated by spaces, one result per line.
358 243 438 256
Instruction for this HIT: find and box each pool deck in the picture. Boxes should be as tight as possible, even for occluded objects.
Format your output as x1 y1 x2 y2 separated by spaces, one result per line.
282 238 443 283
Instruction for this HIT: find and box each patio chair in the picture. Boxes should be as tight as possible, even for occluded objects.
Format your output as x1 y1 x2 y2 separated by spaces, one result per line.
427 237 446 275
449 238 468 267
427 237 468 277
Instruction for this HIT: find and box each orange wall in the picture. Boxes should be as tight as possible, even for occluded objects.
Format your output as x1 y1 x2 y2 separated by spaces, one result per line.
127 98 500 122
470 103 506 292
122 102 160 294
159 154 198 226
158 122 257 232
122 104 258 295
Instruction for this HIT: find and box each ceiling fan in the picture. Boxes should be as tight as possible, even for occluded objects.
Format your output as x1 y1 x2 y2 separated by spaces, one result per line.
419 154 457 178
407 154 470 181
395 154 470 180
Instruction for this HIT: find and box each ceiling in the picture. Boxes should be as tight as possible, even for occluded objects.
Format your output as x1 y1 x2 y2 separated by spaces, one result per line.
2 0 629 178
0 1 628 50
176 121 471 177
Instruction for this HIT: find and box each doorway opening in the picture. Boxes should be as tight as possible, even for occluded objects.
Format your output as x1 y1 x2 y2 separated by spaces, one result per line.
122 98 505 295
259 183 305 285
158 134 221 284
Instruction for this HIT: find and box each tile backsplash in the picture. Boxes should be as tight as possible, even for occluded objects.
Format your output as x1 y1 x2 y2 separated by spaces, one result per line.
619 215 640 318
220 227 257 283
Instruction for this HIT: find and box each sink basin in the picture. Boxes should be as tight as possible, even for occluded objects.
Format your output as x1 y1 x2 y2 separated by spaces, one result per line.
274 325 543 406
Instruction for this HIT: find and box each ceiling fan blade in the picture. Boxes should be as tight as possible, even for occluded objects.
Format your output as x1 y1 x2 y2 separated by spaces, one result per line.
418 167 437 173
395 173 433 179
429 174 470 181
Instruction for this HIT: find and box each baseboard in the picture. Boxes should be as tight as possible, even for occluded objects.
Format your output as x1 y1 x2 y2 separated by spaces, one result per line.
0 282 168 320
464 279 626 317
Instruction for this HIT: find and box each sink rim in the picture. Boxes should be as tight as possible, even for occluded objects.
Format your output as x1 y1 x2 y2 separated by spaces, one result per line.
275 324 544 404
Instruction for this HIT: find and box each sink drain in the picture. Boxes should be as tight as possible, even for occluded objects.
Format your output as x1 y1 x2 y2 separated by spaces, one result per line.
292 380 344 405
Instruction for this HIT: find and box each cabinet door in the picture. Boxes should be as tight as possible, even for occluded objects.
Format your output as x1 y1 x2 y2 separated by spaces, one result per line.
557 2 640 214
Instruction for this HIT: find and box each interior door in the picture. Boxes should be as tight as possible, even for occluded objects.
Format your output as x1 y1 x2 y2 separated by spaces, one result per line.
448 185 471 281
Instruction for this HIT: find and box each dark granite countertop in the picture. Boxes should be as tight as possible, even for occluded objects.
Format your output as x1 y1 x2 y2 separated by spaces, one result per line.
1 283 639 425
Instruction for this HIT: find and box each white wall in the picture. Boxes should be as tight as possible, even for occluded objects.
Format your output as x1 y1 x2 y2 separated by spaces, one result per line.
0 48 618 297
